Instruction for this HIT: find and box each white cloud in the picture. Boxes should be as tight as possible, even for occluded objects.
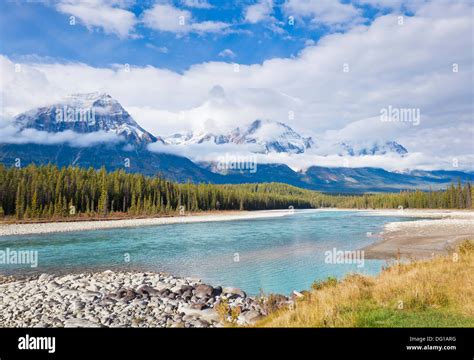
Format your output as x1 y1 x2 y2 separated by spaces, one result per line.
182 0 213 9
142 3 190 33
1 1 472 170
148 138 473 173
141 3 231 34
218 49 236 58
190 20 231 33
145 44 169 53
56 0 137 38
283 0 363 28
244 0 274 24
0 123 124 147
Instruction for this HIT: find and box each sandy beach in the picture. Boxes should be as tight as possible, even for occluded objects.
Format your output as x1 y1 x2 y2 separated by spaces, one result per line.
361 210 474 259
0 210 294 237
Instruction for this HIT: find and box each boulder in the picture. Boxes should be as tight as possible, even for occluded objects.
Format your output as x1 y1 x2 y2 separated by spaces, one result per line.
180 285 194 293
182 290 192 300
137 284 160 297
212 286 223 297
292 290 304 298
223 287 246 298
159 288 171 297
194 284 214 299
64 318 103 328
190 302 207 310
121 289 137 302
178 305 219 323
237 310 262 325
170 285 183 294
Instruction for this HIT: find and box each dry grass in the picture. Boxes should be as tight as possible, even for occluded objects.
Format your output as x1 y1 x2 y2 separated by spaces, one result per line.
257 241 474 327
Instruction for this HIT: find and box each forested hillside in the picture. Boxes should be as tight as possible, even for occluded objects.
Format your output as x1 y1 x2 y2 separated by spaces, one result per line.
0 165 472 220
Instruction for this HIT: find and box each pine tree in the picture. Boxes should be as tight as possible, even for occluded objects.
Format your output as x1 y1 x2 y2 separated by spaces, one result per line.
15 182 24 219
98 187 108 216
31 190 38 218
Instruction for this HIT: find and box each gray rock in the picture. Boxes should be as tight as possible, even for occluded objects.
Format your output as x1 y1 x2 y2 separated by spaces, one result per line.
237 310 262 325
180 285 194 293
223 287 246 298
190 302 207 310
212 286 223 297
194 284 213 299
64 318 103 328
178 305 220 323
182 290 192 300
137 284 160 296
82 291 101 301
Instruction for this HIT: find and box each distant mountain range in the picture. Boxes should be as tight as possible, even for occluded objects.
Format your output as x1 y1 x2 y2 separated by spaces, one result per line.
165 119 314 154
1 93 471 193
164 119 408 157
339 140 407 156
1 93 214 182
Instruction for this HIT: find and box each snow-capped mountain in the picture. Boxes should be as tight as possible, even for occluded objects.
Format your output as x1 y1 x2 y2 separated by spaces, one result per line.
1 93 471 192
164 119 314 154
339 140 408 156
14 92 160 146
165 132 230 146
164 119 408 157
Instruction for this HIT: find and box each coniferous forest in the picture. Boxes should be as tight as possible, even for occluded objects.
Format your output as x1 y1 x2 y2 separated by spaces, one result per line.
0 164 472 220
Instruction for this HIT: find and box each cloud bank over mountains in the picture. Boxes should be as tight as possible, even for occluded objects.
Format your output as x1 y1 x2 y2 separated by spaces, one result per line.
0 1 472 171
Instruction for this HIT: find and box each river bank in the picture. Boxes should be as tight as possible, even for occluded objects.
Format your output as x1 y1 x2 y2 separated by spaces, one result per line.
0 270 294 328
362 210 474 259
0 210 293 237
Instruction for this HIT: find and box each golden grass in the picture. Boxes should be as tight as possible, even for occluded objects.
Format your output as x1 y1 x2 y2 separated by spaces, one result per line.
257 241 474 327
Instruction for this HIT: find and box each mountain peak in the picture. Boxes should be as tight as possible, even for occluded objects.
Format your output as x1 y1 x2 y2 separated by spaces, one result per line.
14 93 160 146
67 91 110 100
164 119 314 154
339 140 408 156
248 119 263 131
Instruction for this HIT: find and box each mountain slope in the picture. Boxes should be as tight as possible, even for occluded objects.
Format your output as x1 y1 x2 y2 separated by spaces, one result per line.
15 92 160 146
164 119 314 154
339 140 408 156
0 143 225 183
1 93 222 183
164 119 409 157
0 93 471 193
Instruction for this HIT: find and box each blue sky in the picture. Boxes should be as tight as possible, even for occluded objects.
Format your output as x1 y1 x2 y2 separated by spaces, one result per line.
0 0 393 71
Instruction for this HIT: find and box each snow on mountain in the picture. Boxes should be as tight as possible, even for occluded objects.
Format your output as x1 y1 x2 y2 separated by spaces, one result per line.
12 92 407 158
14 92 161 146
165 132 230 146
164 119 408 157
339 140 408 156
164 119 314 154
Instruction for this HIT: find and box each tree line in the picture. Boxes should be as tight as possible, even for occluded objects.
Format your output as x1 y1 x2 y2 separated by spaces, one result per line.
0 164 472 220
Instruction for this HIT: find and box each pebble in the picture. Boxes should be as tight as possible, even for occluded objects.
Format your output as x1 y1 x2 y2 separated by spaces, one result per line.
0 271 291 328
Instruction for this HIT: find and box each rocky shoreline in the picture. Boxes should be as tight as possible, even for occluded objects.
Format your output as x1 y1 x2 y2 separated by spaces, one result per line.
0 271 295 328
363 211 474 260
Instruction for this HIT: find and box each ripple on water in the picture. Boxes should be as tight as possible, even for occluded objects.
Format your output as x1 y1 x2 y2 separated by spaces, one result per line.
0 211 409 295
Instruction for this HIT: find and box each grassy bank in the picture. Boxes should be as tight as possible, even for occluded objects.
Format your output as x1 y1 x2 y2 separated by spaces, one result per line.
257 241 474 327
